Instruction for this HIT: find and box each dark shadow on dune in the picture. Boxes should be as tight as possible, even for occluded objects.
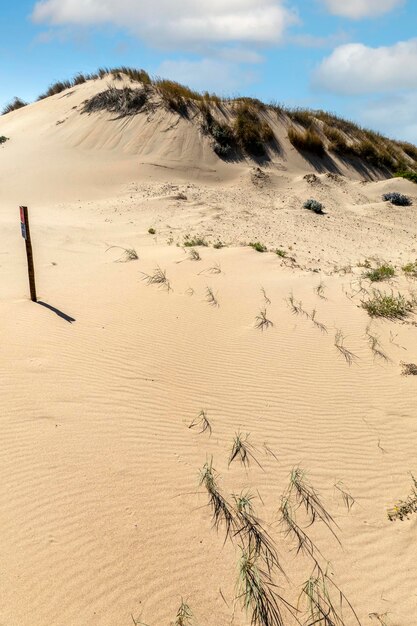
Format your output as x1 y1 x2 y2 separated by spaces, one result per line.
38 301 76 323
335 154 390 181
298 151 342 175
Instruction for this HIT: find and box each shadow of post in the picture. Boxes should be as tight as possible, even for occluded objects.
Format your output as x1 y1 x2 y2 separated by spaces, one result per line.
37 301 76 323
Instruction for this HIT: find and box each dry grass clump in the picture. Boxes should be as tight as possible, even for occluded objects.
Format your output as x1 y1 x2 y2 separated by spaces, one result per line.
205 287 219 307
365 327 389 361
37 79 72 100
288 126 325 156
141 266 171 291
83 86 149 116
361 290 415 319
183 236 208 247
199 460 235 539
229 432 261 469
154 78 201 115
388 474 417 521
174 601 193 626
233 103 274 157
110 66 151 84
106 245 138 262
2 97 28 115
255 309 274 331
334 482 355 511
188 410 212 435
401 362 417 376
334 330 358 365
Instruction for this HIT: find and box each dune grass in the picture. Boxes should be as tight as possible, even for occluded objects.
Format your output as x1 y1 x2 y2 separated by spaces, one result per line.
288 126 325 156
229 432 262 469
0 136 9 144
2 97 28 115
106 246 138 262
188 410 212 435
364 264 395 282
174 601 193 626
334 330 358 365
402 261 417 277
250 242 267 253
255 309 274 331
199 460 236 540
388 474 417 521
361 290 415 318
141 267 171 291
82 86 149 116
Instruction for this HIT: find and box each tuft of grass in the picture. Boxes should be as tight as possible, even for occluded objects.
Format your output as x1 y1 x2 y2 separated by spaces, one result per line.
299 564 361 626
402 261 417 277
188 410 212 435
234 493 283 575
289 467 340 543
174 601 193 626
106 246 138 262
288 126 325 156
250 242 267 253
364 264 395 282
2 97 28 115
310 309 328 334
83 86 149 116
37 79 72 100
229 432 261 469
303 199 324 214
0 136 9 144
205 287 219 307
213 241 225 249
365 326 389 361
275 249 287 258
255 309 274 331
261 287 271 305
233 102 273 157
401 362 417 376
279 496 321 560
383 192 412 206
148 227 156 235
187 248 201 261
314 281 327 299
237 547 291 626
388 474 417 521
141 266 171 291
183 236 208 247
334 329 358 365
199 460 236 540
361 290 415 319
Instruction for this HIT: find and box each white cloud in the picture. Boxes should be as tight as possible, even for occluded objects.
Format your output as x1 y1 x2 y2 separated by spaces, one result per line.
320 0 404 19
156 58 258 94
313 39 417 94
32 0 296 50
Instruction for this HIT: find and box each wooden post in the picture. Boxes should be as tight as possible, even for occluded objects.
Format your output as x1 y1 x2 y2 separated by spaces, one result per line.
20 206 37 302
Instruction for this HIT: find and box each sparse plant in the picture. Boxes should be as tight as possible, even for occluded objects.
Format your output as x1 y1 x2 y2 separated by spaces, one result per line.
288 468 340 543
334 330 358 365
141 266 171 291
106 245 138 262
299 564 361 626
310 310 328 334
174 600 193 626
275 249 287 258
250 242 268 253
237 547 292 626
205 287 219 307
401 362 417 376
83 86 149 116
0 136 9 144
364 264 395 282
286 293 303 316
261 287 271 305
361 290 415 319
213 241 225 249
188 410 212 435
148 227 156 235
229 432 262 469
288 126 325 156
303 199 324 215
402 261 417 277
187 248 201 261
387 474 417 521
279 496 322 560
184 236 208 247
365 326 389 361
395 170 417 184
255 309 274 331
314 281 327 299
199 460 236 540
383 192 412 206
334 482 355 511
233 103 273 157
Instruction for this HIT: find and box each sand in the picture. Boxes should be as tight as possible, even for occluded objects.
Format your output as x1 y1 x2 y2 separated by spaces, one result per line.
0 76 416 626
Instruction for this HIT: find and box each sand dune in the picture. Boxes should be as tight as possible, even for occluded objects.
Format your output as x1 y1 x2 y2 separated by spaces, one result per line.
0 75 417 625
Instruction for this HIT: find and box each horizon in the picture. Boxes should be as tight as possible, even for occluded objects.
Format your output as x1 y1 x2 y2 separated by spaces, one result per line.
1 1 417 143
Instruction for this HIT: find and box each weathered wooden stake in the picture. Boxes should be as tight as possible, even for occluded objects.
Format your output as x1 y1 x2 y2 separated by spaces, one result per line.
20 206 37 302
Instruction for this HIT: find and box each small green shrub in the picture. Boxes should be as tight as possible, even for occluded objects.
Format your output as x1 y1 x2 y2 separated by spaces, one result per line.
276 249 287 258
361 290 415 318
83 86 149 115
249 242 267 253
402 261 417 277
303 199 324 214
148 227 156 235
364 264 395 282
0 136 9 144
2 97 28 115
395 170 417 184
288 126 325 156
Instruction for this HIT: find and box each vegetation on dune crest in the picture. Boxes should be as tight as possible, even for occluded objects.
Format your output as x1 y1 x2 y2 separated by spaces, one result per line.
6 65 417 170
2 97 28 115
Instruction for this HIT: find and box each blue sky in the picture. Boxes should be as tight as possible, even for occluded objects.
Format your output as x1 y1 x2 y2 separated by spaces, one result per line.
1 0 416 142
